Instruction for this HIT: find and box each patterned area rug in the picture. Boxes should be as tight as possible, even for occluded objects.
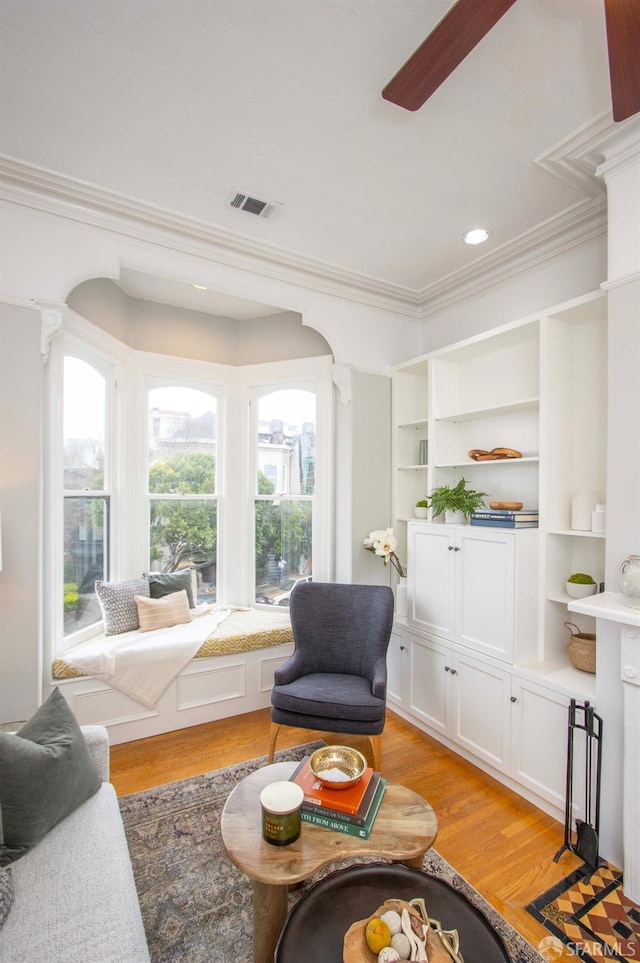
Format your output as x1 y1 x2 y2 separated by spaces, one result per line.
526 862 640 961
119 744 542 963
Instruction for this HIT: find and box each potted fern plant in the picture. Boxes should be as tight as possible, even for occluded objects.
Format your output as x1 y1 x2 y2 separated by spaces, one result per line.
428 477 487 523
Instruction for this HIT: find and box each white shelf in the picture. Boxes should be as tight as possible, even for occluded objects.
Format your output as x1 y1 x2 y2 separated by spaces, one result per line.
397 418 428 430
397 464 428 471
435 397 539 424
435 456 539 469
547 529 606 539
569 591 640 626
515 659 596 700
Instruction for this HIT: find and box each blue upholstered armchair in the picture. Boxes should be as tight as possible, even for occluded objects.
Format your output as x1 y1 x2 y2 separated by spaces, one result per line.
268 581 395 770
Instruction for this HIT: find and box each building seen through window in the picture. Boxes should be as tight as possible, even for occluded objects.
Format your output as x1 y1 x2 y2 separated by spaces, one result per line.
255 389 315 607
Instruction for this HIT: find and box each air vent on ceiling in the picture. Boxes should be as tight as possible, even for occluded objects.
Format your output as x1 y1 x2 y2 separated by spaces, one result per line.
227 189 283 220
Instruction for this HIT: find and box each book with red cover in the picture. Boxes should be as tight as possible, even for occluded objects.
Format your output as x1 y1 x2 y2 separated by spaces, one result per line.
290 756 375 816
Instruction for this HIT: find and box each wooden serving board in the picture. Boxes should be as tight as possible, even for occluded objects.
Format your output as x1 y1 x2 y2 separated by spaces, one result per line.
343 898 451 963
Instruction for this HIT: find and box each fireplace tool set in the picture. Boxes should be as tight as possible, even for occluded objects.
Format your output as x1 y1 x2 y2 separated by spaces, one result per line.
554 699 603 881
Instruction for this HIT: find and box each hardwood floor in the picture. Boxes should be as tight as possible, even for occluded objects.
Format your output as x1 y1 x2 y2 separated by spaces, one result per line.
110 707 588 953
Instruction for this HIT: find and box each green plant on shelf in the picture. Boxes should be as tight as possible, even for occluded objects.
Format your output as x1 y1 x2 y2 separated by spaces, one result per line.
567 573 596 585
428 478 487 519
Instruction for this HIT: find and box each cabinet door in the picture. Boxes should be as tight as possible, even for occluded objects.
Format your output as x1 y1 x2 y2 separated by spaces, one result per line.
451 652 511 773
387 626 407 706
408 525 456 639
456 527 515 662
510 677 570 810
408 633 452 736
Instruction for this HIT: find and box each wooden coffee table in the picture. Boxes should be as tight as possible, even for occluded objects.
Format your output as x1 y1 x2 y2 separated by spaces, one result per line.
220 760 438 963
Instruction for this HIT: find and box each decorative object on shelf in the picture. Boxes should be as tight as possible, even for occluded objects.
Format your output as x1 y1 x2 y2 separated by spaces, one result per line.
414 499 428 519
619 555 640 609
592 504 606 534
571 489 599 531
564 622 596 674
489 501 523 511
427 478 486 522
418 439 428 465
363 528 405 577
468 447 522 461
565 573 598 599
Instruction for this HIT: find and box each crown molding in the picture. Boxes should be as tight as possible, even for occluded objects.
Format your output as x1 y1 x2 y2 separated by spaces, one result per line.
0 136 613 324
0 155 423 320
417 197 607 319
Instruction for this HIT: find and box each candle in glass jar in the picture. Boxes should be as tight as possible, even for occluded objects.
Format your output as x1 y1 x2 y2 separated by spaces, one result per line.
260 781 304 846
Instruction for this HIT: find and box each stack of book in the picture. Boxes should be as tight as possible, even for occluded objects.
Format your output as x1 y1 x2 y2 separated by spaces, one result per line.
289 756 386 839
470 508 539 528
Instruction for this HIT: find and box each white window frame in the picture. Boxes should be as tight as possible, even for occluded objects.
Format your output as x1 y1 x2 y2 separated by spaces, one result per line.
246 356 334 603
143 358 225 602
46 314 334 661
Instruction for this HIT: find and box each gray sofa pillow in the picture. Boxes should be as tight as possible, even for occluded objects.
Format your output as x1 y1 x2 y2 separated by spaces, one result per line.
95 577 150 635
0 688 102 867
148 568 195 608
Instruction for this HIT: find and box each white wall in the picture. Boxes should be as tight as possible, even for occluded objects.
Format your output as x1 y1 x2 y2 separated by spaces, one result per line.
0 303 44 721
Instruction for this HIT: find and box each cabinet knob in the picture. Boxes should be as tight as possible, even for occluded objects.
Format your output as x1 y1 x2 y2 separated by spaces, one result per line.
510 696 517 703
453 546 461 552
444 665 450 672
448 545 454 551
400 645 407 652
450 668 457 675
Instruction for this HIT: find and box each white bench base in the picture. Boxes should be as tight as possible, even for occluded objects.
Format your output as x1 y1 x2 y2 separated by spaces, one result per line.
51 642 294 745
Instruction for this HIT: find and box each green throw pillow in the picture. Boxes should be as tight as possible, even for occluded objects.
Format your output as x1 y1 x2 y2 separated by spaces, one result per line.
0 688 102 867
149 568 195 608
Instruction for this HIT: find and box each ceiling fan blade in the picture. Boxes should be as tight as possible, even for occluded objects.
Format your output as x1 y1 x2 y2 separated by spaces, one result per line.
382 0 518 112
604 0 640 121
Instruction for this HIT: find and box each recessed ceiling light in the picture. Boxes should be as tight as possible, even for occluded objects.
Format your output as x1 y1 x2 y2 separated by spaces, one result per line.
463 228 491 246
192 284 208 290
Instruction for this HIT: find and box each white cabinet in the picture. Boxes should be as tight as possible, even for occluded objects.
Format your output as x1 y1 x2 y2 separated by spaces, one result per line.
408 631 451 736
407 521 538 664
452 651 511 774
510 675 572 810
386 626 408 707
408 631 510 773
393 624 574 811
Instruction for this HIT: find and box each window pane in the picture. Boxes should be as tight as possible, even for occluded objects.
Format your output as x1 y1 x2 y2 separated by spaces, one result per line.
150 499 217 602
63 496 107 636
256 390 315 495
149 387 216 492
255 500 312 606
63 357 105 490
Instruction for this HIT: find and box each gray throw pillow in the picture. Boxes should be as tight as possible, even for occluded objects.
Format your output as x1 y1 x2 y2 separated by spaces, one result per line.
95 576 150 635
0 867 12 929
148 568 195 608
0 688 102 867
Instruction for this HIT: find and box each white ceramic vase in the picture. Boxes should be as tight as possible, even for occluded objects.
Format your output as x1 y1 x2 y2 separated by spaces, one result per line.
396 577 408 618
444 509 465 524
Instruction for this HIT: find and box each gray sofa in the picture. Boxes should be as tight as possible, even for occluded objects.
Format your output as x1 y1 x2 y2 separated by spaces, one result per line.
0 725 150 963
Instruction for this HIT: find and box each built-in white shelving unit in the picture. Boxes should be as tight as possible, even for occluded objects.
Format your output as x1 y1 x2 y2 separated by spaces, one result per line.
388 290 608 820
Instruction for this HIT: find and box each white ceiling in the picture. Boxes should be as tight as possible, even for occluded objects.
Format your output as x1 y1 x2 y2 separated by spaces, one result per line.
0 0 615 315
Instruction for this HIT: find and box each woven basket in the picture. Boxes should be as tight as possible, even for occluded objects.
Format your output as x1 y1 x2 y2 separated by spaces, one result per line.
565 621 596 674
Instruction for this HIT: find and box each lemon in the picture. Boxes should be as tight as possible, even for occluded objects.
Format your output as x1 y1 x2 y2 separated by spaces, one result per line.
365 917 391 954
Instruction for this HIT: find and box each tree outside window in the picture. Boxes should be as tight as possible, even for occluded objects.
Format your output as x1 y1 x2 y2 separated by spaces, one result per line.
148 387 218 601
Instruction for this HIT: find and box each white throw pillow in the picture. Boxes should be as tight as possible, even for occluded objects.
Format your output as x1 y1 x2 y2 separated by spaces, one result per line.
134 589 193 632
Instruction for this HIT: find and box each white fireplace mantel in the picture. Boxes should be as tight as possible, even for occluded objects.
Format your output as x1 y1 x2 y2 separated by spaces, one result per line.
569 591 640 903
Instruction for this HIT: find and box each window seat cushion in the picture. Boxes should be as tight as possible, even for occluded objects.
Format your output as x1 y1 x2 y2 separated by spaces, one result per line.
52 607 293 680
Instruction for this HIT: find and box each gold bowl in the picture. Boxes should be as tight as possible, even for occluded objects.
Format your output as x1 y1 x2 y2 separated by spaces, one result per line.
308 745 367 790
